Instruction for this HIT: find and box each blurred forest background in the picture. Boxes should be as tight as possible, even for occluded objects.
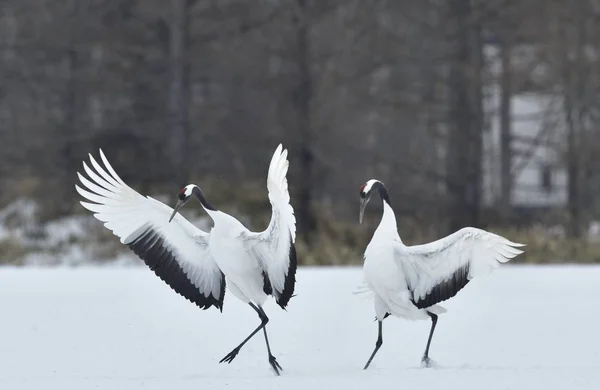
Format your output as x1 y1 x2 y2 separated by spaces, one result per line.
1 0 600 266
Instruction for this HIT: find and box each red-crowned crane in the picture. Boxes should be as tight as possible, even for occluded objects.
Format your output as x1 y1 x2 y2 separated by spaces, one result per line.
357 179 525 370
75 144 297 376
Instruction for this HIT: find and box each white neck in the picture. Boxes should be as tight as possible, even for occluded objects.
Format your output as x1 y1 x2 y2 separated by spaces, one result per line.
203 207 220 221
206 209 244 232
375 201 402 243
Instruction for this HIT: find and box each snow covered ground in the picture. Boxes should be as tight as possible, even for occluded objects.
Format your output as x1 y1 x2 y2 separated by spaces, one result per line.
1 265 599 390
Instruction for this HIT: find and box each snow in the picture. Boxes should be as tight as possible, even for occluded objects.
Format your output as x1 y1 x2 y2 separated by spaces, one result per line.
1 265 599 390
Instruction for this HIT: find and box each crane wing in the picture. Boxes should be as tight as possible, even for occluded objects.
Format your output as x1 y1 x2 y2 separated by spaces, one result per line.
242 144 297 309
396 227 524 309
75 150 226 311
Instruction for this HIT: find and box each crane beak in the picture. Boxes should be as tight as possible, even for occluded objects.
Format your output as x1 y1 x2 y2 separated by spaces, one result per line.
359 198 368 224
169 200 184 223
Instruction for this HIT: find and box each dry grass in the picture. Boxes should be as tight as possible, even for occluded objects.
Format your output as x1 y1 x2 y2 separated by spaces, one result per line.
0 237 28 265
491 225 600 264
3 176 600 266
296 217 600 265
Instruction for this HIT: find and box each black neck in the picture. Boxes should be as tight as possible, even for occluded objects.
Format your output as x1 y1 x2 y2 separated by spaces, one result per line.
372 181 391 206
192 186 217 211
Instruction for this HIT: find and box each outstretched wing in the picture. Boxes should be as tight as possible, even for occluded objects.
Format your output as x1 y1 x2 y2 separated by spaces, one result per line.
243 144 297 309
75 149 226 311
396 227 524 309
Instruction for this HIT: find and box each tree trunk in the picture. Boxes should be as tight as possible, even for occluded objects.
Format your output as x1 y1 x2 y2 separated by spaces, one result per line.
54 0 81 217
565 92 581 239
446 0 483 233
564 9 587 239
292 0 317 244
168 0 192 188
499 38 512 219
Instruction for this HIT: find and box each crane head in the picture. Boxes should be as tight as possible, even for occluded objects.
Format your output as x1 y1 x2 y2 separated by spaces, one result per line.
169 184 196 222
359 179 381 224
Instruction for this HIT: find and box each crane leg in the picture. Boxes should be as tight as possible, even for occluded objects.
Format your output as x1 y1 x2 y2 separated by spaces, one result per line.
363 320 383 370
257 305 282 375
219 303 282 376
422 312 438 367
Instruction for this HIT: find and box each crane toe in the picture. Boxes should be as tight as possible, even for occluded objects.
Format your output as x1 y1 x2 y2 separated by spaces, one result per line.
421 356 438 368
269 355 282 375
219 348 241 364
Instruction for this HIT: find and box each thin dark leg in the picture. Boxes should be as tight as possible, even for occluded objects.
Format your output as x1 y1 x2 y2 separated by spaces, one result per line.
219 303 267 364
363 320 383 370
422 312 438 367
257 306 283 375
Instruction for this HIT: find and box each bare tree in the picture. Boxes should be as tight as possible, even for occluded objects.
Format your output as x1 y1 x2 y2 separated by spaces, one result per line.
445 0 485 232
168 0 193 188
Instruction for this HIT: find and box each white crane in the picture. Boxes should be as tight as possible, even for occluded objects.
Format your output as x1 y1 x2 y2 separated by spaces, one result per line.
75 144 297 376
357 179 524 370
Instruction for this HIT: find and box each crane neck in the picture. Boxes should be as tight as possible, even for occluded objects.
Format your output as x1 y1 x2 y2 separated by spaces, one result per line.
373 182 401 242
380 202 398 233
372 181 391 207
192 186 217 212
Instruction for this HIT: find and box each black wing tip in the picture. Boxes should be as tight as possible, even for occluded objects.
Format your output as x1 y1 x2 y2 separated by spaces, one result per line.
123 224 152 246
217 272 226 312
275 237 298 309
128 225 225 312
262 270 273 295
412 263 471 309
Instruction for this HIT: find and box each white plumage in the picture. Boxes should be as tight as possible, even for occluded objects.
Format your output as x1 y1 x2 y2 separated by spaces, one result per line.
75 144 297 376
358 179 525 369
398 227 522 309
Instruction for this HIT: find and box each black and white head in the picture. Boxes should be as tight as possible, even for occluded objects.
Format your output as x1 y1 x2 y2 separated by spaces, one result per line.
169 184 199 222
359 179 388 224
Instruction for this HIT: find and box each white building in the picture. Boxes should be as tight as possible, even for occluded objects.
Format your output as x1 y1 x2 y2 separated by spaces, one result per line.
482 46 568 209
